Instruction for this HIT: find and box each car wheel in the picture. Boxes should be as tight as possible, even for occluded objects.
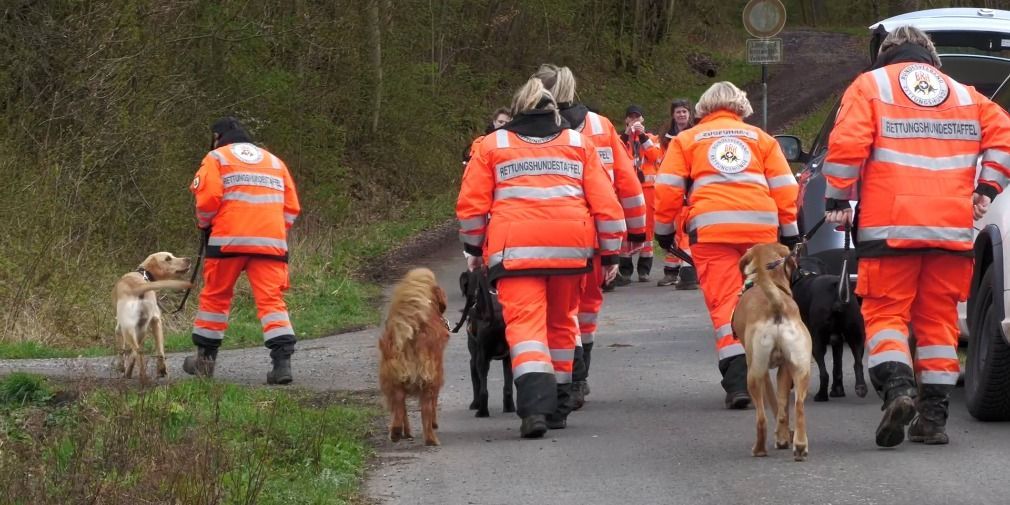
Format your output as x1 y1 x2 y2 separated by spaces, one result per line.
965 265 1010 421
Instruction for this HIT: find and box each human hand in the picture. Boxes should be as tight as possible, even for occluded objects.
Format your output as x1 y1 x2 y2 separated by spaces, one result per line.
974 193 992 220
632 121 645 135
825 208 852 226
604 264 619 284
466 254 484 272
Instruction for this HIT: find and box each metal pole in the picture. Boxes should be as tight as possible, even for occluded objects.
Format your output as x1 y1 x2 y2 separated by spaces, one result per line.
762 63 768 131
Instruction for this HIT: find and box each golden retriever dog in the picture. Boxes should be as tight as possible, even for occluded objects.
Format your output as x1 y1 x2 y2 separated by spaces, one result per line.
113 252 192 383
732 243 812 462
378 268 450 446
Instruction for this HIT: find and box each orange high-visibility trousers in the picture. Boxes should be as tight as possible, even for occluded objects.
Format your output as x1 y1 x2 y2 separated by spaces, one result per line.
193 257 295 347
692 243 750 362
497 274 584 417
577 255 604 346
857 255 971 388
663 209 692 271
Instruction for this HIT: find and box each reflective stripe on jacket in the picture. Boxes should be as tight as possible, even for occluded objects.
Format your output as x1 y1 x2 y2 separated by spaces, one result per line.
624 132 662 188
579 111 647 240
826 62 1010 255
191 143 300 259
654 110 798 244
457 128 626 280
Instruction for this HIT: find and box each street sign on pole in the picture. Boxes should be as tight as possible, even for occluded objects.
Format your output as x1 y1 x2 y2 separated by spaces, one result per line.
743 0 786 132
746 38 783 64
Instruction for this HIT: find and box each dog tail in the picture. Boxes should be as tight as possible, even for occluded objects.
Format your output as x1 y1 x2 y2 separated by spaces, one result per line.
756 260 786 322
129 280 192 297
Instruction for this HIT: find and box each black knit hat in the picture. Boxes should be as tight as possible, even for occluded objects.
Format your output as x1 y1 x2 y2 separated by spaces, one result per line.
210 116 253 148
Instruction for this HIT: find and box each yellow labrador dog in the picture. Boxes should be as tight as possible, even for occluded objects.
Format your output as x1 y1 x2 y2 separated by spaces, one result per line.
113 252 192 382
732 243 812 462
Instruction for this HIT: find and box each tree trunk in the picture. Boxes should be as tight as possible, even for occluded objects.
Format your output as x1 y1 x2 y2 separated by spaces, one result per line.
370 0 383 134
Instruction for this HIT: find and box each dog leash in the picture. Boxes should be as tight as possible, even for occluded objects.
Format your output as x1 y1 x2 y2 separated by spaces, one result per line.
172 228 209 314
837 222 853 305
662 245 695 267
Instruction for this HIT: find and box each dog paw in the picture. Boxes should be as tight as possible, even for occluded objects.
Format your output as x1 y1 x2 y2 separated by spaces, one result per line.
389 427 403 442
814 392 829 402
775 440 791 450
468 401 479 410
830 387 846 398
424 437 440 447
793 444 808 462
855 384 869 398
475 409 490 418
752 446 768 457
503 402 516 413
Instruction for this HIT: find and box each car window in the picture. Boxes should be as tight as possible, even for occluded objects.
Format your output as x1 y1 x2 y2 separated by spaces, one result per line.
809 101 841 160
992 74 1010 112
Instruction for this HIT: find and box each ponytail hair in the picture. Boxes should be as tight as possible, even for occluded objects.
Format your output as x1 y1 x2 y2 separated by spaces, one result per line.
511 77 561 126
532 63 577 104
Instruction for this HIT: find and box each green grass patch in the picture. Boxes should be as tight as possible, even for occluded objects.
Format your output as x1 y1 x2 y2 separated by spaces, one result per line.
0 341 109 359
0 375 378 504
0 372 53 406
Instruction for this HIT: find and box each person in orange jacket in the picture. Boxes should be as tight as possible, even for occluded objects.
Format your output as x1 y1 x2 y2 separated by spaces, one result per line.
533 63 646 407
824 26 1010 447
618 104 663 282
654 82 799 409
463 107 511 166
186 117 301 384
457 76 626 438
658 99 699 290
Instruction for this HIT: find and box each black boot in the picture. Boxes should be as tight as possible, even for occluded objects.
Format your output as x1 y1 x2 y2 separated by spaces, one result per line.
266 344 295 385
719 354 750 409
618 256 634 279
182 343 218 377
908 384 951 445
571 345 587 410
657 267 680 287
636 256 653 282
520 415 548 438
582 341 594 395
675 265 699 290
871 362 917 448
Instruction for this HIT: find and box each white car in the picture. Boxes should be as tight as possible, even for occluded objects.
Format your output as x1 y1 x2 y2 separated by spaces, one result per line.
778 8 1010 420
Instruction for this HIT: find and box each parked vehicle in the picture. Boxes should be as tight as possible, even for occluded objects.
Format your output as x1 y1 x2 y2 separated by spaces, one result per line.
776 8 1010 421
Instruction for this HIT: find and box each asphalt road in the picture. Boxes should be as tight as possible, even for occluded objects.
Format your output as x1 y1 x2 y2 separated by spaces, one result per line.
3 239 1010 504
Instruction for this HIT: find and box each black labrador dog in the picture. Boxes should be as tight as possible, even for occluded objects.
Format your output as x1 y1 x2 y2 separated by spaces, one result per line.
790 256 868 401
458 270 515 417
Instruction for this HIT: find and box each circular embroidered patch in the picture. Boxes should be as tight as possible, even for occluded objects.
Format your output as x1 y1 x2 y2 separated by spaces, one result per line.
708 137 752 174
899 64 948 107
231 142 264 164
191 176 200 189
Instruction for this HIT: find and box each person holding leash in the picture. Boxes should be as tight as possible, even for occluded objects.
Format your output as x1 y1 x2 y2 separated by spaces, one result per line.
654 82 799 409
186 117 301 385
457 76 625 438
824 26 1010 447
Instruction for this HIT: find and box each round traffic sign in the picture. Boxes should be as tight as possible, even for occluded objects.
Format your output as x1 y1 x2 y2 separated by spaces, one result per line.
743 0 787 39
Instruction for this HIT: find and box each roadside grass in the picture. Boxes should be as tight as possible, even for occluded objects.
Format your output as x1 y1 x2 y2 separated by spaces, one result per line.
0 373 377 504
3 192 456 359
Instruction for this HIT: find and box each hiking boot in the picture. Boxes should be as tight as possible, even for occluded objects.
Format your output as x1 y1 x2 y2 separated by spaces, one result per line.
657 269 680 286
907 415 949 445
725 390 752 410
182 346 217 377
546 413 567 430
908 384 951 445
613 274 632 287
636 257 653 282
266 345 294 385
675 266 699 290
520 415 548 438
618 257 635 279
571 380 587 410
875 394 916 448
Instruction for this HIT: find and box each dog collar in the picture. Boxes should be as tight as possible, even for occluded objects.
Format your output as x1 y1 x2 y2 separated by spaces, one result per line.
765 258 785 270
136 267 155 282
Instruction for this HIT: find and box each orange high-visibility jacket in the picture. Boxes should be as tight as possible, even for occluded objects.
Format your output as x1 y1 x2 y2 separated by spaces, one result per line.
654 110 798 244
623 132 663 188
572 110 648 242
825 62 1010 255
457 127 626 279
191 142 300 259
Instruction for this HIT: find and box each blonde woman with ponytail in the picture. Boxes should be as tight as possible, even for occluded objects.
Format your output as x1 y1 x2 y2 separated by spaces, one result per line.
457 76 626 438
533 64 647 407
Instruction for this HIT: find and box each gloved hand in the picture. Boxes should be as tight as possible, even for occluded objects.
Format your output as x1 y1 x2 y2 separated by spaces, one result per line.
466 253 484 272
656 233 674 252
780 235 801 250
603 263 620 284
